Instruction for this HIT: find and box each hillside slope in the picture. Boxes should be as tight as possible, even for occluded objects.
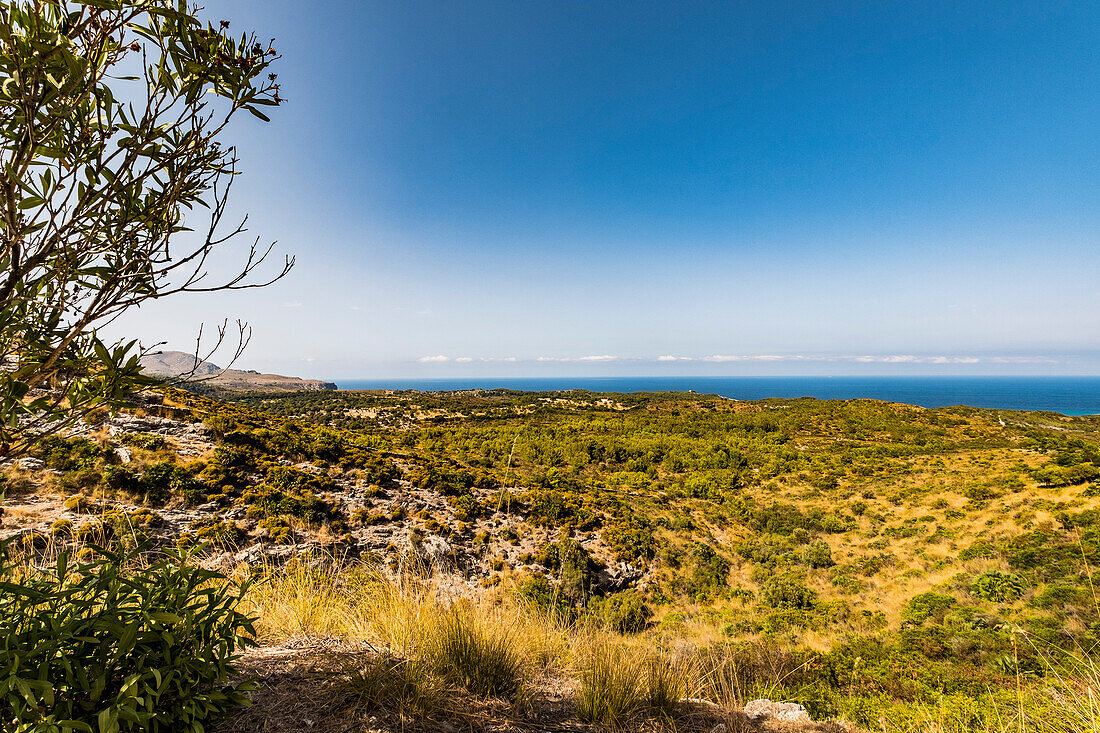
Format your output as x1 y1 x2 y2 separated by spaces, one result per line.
4 388 1100 730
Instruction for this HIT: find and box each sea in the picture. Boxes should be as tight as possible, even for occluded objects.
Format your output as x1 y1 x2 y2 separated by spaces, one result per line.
333 376 1100 416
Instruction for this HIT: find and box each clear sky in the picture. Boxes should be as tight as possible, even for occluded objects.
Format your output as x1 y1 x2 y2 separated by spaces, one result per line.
108 1 1100 378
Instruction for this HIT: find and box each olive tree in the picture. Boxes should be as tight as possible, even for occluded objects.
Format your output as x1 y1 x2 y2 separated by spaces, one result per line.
0 0 291 457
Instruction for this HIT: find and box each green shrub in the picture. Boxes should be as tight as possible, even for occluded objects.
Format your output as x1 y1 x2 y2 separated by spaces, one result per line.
686 542 729 597
803 539 835 568
760 573 816 609
120 433 167 451
902 591 956 625
590 591 653 634
63 494 98 513
516 574 575 622
36 436 109 472
100 464 139 495
72 510 160 553
259 516 293 543
138 462 196 506
241 484 328 524
0 544 256 731
970 571 1025 603
185 518 246 549
536 538 596 603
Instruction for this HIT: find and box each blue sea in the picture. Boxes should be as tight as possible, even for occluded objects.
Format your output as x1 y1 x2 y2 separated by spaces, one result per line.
333 376 1100 415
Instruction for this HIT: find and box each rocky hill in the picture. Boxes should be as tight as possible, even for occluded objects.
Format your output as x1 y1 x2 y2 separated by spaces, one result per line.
140 350 336 391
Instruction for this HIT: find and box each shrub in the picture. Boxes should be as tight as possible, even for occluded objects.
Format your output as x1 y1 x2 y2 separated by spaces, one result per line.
49 519 72 537
902 591 957 625
120 433 167 451
72 510 160 553
536 538 596 603
259 516 293 543
36 436 108 472
100 464 140 495
138 462 196 506
241 483 329 524
185 518 246 549
590 591 653 634
516 574 575 622
971 571 1025 603
63 494 98 513
686 542 729 597
0 544 256 731
803 539 835 568
426 610 524 700
760 573 816 609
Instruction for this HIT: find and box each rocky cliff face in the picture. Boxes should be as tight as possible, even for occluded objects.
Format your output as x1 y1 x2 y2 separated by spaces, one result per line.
140 350 336 391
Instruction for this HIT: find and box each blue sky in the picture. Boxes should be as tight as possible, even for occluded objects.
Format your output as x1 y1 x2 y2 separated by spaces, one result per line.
110 1 1100 378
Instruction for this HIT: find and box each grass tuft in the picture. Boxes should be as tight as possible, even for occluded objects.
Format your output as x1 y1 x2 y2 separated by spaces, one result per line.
577 641 684 726
427 608 526 701
336 651 442 718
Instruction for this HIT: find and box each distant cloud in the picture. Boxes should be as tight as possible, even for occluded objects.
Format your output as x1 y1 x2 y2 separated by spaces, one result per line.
283 300 303 308
702 354 803 363
410 352 1056 366
536 355 618 363
855 355 984 364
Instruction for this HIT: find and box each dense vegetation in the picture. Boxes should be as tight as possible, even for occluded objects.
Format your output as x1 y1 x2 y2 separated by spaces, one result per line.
219 387 1100 726
9 384 1100 730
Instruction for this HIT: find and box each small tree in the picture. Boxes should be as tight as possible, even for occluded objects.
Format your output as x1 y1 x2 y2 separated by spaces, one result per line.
0 0 290 457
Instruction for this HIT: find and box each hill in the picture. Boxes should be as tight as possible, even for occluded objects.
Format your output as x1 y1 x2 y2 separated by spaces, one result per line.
4 387 1100 731
140 349 336 391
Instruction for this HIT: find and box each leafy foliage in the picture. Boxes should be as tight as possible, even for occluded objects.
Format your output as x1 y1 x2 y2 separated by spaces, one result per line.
0 543 256 732
0 0 288 457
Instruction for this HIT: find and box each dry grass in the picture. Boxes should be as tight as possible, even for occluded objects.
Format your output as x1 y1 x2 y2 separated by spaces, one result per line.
575 638 687 727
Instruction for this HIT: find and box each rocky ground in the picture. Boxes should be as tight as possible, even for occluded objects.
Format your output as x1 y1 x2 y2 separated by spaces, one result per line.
0 401 646 600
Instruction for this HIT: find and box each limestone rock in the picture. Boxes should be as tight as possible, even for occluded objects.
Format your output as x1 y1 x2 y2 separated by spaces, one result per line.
744 698 812 723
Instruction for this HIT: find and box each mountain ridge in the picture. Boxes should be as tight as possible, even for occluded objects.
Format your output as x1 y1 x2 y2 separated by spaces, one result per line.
140 350 336 391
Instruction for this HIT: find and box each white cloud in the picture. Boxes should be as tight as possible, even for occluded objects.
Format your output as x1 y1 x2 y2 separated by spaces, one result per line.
537 355 620 363
406 352 1033 366
283 300 303 308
